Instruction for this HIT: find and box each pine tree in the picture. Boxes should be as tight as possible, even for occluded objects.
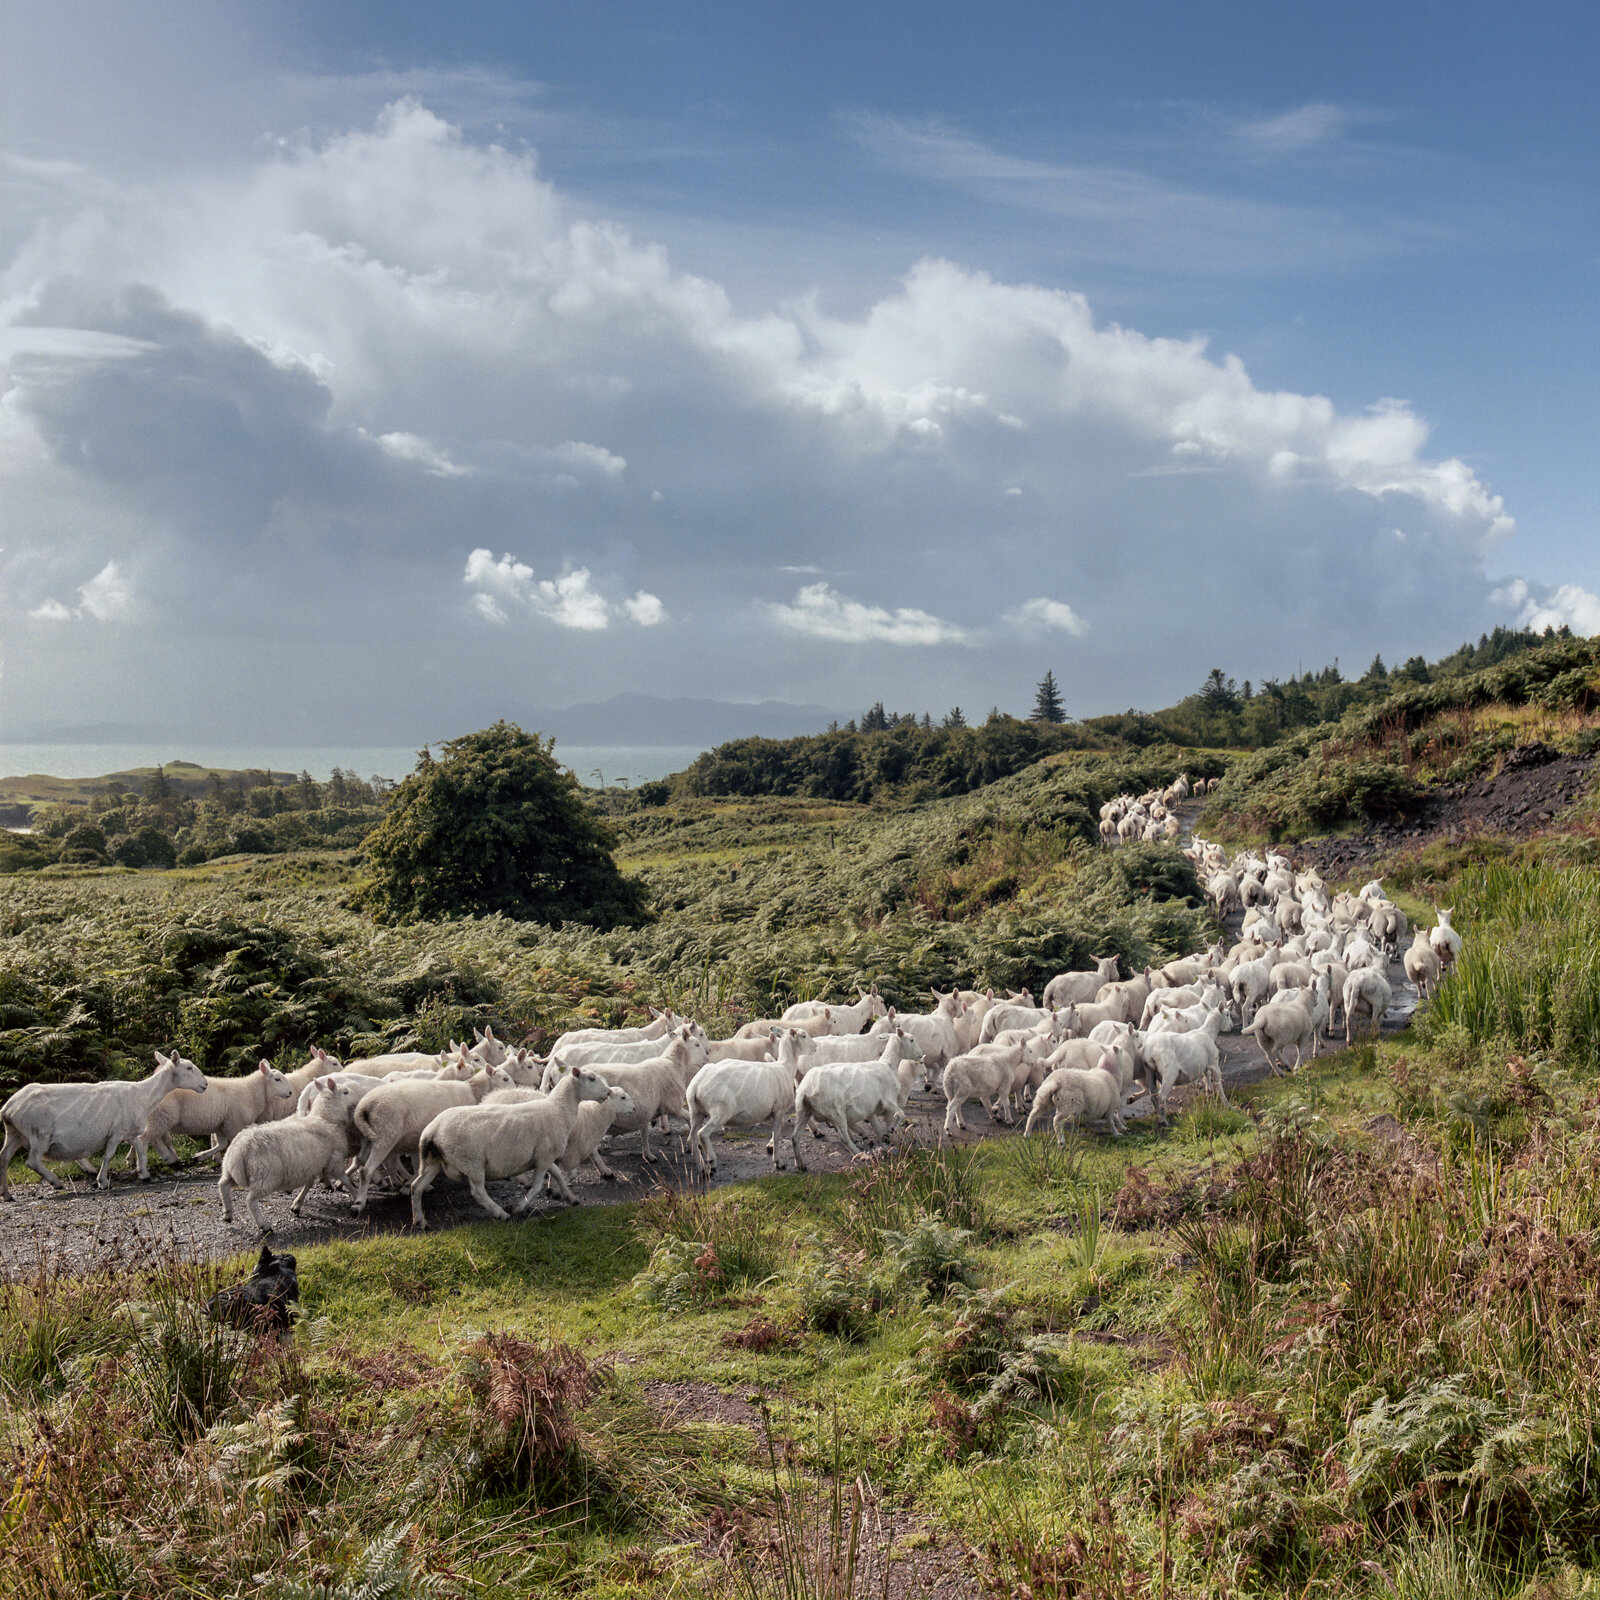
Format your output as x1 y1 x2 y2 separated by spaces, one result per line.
943 706 967 728
1029 670 1066 724
861 701 890 731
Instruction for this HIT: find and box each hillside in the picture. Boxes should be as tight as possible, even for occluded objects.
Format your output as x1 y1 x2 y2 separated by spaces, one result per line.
1198 630 1600 846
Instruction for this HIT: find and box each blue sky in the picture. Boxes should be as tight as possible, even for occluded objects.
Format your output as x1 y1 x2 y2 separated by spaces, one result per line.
2 1 1596 740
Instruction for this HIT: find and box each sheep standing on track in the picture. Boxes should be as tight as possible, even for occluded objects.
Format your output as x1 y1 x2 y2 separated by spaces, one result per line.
1135 1012 1228 1124
143 1060 295 1167
410 1066 612 1225
219 1078 363 1235
2 1050 209 1197
792 1034 925 1167
348 1061 512 1211
1343 968 1393 1045
549 1085 637 1186
1025 1054 1136 1143
1242 975 1331 1073
686 1029 810 1174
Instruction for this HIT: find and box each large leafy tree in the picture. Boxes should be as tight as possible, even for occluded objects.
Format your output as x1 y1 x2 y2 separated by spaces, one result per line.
357 723 648 927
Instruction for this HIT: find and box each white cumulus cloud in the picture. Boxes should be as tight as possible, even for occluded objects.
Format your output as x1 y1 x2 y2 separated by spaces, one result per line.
1493 577 1600 638
1008 597 1089 636
623 590 665 626
766 583 968 646
463 548 660 630
29 559 133 623
371 430 469 477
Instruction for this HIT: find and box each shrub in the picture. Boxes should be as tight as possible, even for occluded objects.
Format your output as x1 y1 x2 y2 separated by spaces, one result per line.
357 723 648 928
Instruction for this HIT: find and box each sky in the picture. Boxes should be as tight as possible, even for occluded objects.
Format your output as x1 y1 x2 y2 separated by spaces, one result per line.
2 0 1597 742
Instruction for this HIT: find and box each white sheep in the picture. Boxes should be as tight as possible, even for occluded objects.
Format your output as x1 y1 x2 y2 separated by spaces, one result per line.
218 1077 362 1234
2 1050 209 1195
1343 968 1393 1045
1024 1055 1131 1143
142 1060 295 1166
1404 929 1443 1000
1041 956 1121 1010
1242 976 1330 1073
348 1061 510 1211
791 1035 925 1167
573 1032 708 1161
686 1030 810 1174
780 986 887 1036
1430 909 1463 971
1135 1013 1227 1124
941 1035 1050 1132
550 1086 638 1184
410 1066 612 1225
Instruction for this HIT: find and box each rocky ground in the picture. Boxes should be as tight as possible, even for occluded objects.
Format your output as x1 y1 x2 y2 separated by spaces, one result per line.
1297 742 1594 879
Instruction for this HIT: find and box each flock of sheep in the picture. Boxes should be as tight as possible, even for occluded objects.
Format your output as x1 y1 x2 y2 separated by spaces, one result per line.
0 780 1465 1237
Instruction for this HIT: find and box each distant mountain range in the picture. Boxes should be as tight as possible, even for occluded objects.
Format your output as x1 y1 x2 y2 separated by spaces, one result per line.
10 696 838 750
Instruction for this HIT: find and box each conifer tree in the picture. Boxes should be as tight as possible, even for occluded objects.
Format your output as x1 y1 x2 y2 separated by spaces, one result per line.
1029 670 1066 724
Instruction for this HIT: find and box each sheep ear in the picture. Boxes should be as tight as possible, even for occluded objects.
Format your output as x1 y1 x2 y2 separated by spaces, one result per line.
154 1050 169 1066
259 1060 270 1074
483 1026 496 1041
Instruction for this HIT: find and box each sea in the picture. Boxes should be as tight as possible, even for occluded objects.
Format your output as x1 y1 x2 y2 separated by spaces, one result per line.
0 743 707 788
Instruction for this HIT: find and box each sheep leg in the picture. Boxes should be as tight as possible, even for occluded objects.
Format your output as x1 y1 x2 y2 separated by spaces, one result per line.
410 1159 450 1227
94 1137 119 1190
829 1113 862 1158
769 1106 786 1171
245 1190 273 1236
132 1135 152 1181
76 1158 99 1174
352 1135 397 1213
290 1178 318 1215
791 1101 811 1171
218 1173 237 1220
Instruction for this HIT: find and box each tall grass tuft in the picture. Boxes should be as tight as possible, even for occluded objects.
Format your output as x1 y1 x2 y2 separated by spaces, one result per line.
1424 860 1600 1061
838 1140 987 1250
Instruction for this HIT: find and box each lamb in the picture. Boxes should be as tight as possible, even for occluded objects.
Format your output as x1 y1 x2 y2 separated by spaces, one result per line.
1025 1055 1130 1144
550 1086 638 1184
1094 972 1153 1026
219 1078 363 1235
1242 976 1330 1073
791 1034 925 1168
1343 968 1393 1045
348 1061 510 1211
1135 1013 1227 1124
1041 956 1121 1010
143 1060 296 1166
1404 929 1443 1000
2 1050 209 1196
1430 909 1463 972
410 1066 612 1225
686 1030 811 1174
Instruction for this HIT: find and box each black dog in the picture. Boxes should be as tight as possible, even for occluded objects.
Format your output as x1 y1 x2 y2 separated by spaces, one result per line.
207 1245 299 1332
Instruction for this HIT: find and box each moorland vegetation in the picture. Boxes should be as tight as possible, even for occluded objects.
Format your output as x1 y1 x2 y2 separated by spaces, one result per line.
3 625 1600 1598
